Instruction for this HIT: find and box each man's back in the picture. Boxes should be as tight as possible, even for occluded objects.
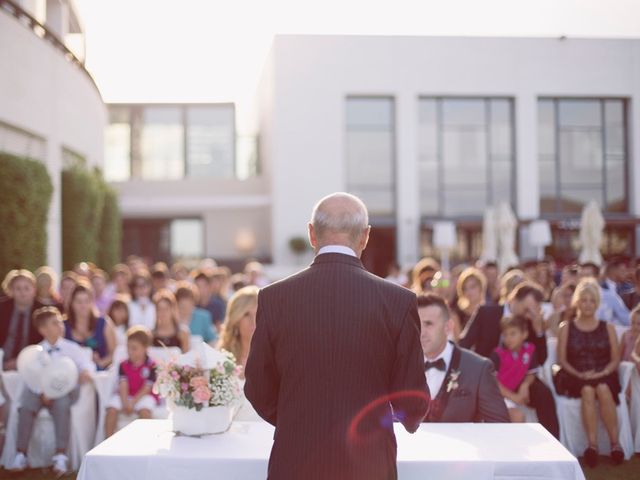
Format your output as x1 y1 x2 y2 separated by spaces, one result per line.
245 253 428 480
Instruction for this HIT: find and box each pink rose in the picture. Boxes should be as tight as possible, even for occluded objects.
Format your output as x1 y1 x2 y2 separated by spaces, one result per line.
190 376 208 389
181 383 189 392
192 386 211 405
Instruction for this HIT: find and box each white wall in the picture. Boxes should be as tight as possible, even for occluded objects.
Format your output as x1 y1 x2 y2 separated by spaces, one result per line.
259 35 640 267
113 176 271 261
0 10 105 273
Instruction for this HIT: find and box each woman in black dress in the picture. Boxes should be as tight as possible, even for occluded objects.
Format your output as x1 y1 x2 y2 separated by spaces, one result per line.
555 278 623 467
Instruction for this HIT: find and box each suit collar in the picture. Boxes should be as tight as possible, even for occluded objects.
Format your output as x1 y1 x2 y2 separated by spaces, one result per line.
435 343 462 399
310 252 364 270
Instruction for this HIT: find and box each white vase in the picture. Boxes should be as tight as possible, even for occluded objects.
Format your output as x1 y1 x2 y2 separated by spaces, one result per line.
169 403 233 436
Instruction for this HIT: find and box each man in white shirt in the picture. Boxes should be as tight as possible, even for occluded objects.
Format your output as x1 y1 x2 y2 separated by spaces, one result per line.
597 260 631 327
10 307 96 475
419 293 508 423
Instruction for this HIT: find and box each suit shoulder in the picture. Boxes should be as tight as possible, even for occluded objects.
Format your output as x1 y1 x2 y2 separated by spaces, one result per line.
258 267 313 295
0 296 13 313
459 347 494 370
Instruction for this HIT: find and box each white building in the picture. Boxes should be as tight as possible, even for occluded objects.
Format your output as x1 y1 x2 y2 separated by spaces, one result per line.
257 35 640 275
107 35 640 276
0 0 105 273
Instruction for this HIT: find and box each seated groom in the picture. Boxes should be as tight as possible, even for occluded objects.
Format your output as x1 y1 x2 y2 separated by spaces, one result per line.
418 293 509 423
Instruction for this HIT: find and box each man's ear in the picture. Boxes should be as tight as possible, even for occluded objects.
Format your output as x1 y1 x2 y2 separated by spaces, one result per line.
360 226 371 251
308 223 318 250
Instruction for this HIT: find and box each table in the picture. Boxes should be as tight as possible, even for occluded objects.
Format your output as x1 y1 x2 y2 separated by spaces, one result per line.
78 420 585 480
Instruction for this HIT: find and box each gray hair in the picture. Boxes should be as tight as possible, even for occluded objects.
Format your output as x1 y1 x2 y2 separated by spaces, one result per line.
310 193 369 246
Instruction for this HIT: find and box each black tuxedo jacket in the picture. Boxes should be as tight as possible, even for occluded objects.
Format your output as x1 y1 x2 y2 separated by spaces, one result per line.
245 253 429 480
458 305 548 364
425 344 509 423
0 297 44 359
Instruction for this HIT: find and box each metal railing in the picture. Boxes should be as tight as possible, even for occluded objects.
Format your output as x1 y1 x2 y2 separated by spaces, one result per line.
0 0 100 93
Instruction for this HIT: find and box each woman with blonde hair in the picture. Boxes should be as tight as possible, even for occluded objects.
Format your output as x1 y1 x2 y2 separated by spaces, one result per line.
34 266 61 307
450 267 487 339
218 286 259 375
152 289 189 352
499 269 525 304
554 278 623 467
410 257 441 294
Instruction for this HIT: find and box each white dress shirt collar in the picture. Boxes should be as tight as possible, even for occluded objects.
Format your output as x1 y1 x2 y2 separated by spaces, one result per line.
317 245 357 258
41 337 63 351
424 341 455 398
425 340 454 366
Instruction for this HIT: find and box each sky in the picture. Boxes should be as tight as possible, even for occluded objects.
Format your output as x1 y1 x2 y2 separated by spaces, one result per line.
75 0 640 130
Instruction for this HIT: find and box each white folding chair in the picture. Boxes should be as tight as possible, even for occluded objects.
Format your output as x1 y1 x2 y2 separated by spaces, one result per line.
629 367 640 453
0 370 97 470
551 361 635 459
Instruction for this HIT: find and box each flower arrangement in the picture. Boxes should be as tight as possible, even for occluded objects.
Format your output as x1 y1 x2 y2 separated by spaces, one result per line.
153 349 243 412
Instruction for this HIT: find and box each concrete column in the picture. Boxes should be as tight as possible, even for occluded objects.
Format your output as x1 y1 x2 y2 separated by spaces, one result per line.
45 0 68 40
395 93 420 268
631 44 640 220
515 93 539 221
19 0 46 23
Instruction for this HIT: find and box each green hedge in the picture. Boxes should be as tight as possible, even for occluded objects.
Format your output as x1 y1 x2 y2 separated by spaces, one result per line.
62 166 122 271
97 181 122 270
0 152 53 278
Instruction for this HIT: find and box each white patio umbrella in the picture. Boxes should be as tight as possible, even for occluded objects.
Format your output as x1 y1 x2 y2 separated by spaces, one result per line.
480 207 498 263
497 202 519 273
578 200 605 266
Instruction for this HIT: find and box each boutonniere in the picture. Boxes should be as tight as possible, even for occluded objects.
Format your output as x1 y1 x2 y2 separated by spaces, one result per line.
446 370 461 393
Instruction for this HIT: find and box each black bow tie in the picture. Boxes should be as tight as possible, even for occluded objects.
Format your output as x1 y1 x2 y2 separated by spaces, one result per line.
47 346 60 354
424 358 446 372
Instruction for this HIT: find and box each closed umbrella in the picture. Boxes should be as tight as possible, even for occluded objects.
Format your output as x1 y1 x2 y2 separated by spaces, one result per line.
480 207 498 263
497 202 519 273
578 200 604 266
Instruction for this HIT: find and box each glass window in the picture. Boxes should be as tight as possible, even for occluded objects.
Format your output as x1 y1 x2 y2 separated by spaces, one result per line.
104 106 131 181
346 97 395 216
417 97 515 217
186 105 235 178
170 219 204 260
140 106 184 180
538 98 628 214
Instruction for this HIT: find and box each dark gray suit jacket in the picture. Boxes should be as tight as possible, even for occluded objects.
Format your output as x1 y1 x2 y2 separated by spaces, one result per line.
426 343 509 423
245 253 429 480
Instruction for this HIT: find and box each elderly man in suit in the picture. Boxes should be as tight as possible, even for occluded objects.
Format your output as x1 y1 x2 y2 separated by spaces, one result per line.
245 192 429 480
418 293 509 423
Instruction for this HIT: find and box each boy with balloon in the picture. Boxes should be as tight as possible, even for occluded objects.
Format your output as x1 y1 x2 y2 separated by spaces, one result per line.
9 306 96 475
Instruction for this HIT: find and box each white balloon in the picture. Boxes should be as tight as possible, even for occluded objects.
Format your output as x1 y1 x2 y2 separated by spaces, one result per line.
41 357 79 399
17 345 51 393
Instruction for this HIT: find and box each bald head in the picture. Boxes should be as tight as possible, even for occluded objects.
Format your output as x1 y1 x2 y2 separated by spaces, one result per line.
308 193 370 255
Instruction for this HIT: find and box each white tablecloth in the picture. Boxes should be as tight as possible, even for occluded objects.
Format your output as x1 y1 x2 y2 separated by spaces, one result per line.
78 420 585 480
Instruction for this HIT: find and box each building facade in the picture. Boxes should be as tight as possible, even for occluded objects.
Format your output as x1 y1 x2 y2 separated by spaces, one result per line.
104 35 640 276
0 0 106 273
105 103 267 268
256 35 640 275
